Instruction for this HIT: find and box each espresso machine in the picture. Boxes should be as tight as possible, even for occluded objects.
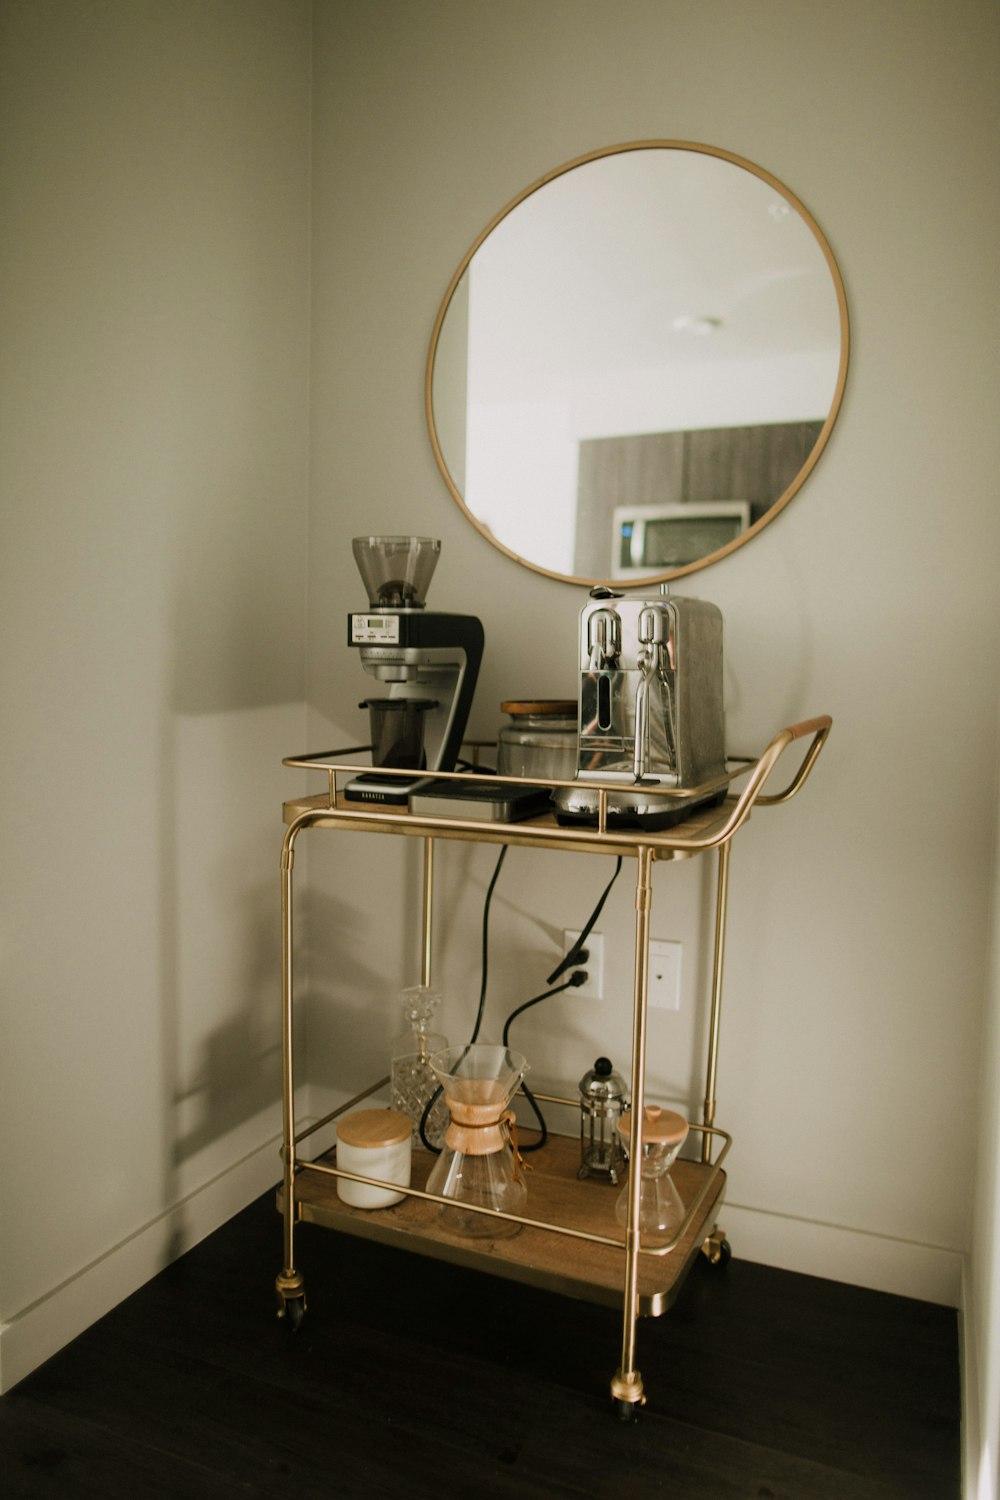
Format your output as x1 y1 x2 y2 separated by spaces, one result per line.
554 585 726 830
345 536 484 804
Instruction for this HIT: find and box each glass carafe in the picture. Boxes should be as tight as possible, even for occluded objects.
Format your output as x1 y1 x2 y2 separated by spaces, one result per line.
615 1105 689 1239
390 987 449 1149
425 1044 528 1238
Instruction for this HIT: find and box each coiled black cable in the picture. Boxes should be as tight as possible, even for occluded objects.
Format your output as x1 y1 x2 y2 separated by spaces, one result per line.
501 970 589 1151
418 851 623 1153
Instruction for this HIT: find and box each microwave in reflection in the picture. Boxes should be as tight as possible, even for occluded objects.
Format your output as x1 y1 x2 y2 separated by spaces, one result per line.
611 501 750 576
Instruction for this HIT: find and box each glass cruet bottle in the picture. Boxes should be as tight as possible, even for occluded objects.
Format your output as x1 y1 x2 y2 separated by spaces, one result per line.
390 986 449 1149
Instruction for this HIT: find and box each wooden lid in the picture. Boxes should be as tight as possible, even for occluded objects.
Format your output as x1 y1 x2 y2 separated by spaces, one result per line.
337 1108 411 1149
500 700 576 717
617 1105 688 1146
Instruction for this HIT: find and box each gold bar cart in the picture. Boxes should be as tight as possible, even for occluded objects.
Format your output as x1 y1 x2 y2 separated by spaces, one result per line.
274 716 831 1416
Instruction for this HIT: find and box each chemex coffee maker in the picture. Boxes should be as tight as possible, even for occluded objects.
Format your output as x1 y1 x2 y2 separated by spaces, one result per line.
554 585 726 830
345 535 484 804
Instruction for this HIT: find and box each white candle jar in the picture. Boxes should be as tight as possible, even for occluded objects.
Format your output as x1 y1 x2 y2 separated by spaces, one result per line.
335 1108 412 1209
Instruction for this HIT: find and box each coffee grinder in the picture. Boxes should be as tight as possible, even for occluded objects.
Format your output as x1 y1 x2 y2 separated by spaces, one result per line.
554 585 727 830
345 536 484 804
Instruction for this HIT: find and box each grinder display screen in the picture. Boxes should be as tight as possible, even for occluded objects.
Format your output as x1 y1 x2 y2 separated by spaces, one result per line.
351 614 401 644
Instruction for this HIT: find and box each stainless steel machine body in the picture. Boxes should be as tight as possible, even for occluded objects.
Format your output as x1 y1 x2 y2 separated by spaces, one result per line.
555 587 726 831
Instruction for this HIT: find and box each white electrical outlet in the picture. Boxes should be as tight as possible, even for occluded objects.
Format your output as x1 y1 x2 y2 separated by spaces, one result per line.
562 929 604 1000
648 939 682 1010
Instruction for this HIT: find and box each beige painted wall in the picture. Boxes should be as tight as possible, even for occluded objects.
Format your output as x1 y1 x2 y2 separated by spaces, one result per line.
0 0 311 1387
306 0 1000 1307
2 1 998 1466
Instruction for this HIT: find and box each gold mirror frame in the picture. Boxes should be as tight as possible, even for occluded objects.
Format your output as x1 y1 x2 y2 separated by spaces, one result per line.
426 140 849 587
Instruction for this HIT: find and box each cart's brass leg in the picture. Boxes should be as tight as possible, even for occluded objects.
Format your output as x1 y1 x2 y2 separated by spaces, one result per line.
278 821 305 1320
421 836 434 987
614 844 654 1413
701 842 731 1164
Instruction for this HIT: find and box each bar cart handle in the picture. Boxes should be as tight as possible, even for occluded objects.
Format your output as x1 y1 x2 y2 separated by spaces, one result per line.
675 714 832 853
783 714 833 741
754 715 832 808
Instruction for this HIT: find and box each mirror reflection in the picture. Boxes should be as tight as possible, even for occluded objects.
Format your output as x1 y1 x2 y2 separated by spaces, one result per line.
426 142 848 584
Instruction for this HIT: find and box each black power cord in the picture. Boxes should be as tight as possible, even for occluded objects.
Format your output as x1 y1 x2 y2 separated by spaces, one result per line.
546 857 623 984
502 970 588 1151
418 844 507 1150
503 857 624 1149
468 844 507 1046
418 850 624 1153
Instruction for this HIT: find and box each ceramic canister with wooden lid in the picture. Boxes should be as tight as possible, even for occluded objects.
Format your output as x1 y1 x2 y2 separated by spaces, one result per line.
335 1108 411 1209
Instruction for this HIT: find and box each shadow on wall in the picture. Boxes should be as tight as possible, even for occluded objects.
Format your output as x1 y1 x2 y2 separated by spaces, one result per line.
295 886 406 1093
153 476 307 1255
170 486 305 718
170 879 283 1167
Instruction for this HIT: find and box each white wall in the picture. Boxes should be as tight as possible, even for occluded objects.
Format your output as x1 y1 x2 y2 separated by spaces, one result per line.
306 0 1000 1301
3 8 999 1483
0 0 311 1389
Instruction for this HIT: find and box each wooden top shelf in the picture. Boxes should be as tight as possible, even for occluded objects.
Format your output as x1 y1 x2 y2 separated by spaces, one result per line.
280 717 832 860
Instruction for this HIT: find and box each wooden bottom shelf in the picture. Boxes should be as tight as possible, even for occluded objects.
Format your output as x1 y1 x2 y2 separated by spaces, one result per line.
278 1132 726 1317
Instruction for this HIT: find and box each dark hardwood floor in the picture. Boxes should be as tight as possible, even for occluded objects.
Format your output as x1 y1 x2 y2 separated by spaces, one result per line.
0 1188 961 1498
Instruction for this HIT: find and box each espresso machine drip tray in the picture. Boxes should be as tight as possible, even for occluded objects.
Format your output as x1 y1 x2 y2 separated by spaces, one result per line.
555 781 728 831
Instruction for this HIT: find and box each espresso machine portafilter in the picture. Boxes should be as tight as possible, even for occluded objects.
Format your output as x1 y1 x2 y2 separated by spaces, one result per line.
345 536 484 805
554 585 726 830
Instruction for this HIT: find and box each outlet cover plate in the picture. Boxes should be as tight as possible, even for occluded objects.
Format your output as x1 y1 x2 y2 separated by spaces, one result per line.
649 939 682 1010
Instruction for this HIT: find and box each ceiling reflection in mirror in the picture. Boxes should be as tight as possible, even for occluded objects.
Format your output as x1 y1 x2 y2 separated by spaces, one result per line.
426 142 848 585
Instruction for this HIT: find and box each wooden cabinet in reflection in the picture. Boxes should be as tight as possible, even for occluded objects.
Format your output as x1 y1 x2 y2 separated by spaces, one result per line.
575 419 824 578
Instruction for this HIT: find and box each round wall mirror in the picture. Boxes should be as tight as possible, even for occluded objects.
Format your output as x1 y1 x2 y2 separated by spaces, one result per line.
426 141 849 586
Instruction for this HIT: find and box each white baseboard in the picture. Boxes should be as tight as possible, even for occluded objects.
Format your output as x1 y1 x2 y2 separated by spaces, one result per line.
720 1200 964 1306
0 1135 284 1394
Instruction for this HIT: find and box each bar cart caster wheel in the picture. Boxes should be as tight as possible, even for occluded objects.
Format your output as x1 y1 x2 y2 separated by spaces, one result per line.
283 1295 306 1332
702 1228 731 1266
611 1371 645 1422
275 1271 307 1332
